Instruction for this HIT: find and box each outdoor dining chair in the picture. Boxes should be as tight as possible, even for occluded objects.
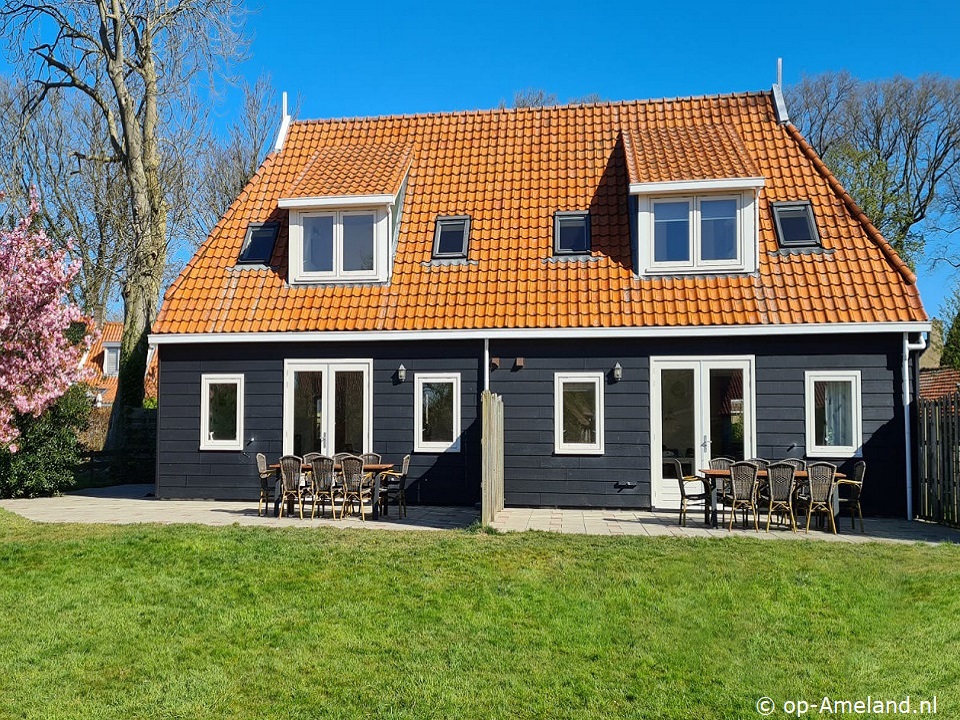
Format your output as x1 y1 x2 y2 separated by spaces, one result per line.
339 455 370 520
278 454 306 519
668 458 707 527
837 460 866 532
800 462 838 534
724 461 760 531
308 455 338 520
764 462 797 532
708 457 735 522
379 454 410 518
255 453 275 517
780 458 806 471
360 452 382 465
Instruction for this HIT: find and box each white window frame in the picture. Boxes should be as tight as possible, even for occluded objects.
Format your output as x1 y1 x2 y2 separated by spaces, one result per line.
804 370 863 458
637 190 758 275
200 373 244 451
414 373 461 453
289 207 389 284
103 344 120 377
554 372 605 455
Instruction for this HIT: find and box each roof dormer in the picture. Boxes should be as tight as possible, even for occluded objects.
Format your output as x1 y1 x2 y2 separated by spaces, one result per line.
624 126 765 276
278 142 412 285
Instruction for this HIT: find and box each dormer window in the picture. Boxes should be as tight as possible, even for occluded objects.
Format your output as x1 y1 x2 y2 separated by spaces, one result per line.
433 216 470 259
103 344 120 377
772 201 820 248
554 211 590 255
284 206 389 284
237 222 279 265
652 196 739 266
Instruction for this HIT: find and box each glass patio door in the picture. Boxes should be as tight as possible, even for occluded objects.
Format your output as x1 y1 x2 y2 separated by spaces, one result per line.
283 360 372 457
651 357 754 509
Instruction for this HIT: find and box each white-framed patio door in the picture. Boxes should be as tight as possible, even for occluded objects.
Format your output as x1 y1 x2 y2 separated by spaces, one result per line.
283 360 373 457
650 357 755 509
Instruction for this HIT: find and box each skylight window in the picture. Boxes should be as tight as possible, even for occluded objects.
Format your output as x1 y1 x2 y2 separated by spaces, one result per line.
238 222 279 264
772 202 820 248
432 216 470 259
554 211 590 255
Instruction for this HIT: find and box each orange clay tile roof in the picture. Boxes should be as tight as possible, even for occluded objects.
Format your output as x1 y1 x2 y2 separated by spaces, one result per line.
919 367 960 400
624 124 760 184
153 91 927 336
84 322 158 403
282 141 413 199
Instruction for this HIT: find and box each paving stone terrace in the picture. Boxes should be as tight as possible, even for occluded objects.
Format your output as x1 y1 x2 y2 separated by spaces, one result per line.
2 484 959 545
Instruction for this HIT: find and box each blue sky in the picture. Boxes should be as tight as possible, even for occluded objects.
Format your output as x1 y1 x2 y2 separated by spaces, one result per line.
227 0 960 316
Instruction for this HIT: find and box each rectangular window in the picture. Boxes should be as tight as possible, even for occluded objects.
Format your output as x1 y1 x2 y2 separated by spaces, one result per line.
291 209 386 283
103 346 120 377
433 216 471 259
644 193 749 272
805 371 862 457
200 374 244 451
414 373 461 452
554 372 604 454
237 222 279 264
773 201 820 248
554 211 591 255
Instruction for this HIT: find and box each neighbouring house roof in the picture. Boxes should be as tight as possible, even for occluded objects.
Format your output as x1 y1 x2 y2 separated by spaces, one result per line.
919 367 960 400
83 322 158 404
152 91 927 336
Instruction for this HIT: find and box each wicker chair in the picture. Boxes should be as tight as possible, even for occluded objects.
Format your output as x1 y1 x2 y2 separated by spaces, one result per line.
668 458 707 527
801 462 838 534
837 460 866 532
709 457 735 521
278 454 305 519
780 458 806 471
764 462 797 532
725 461 760 531
379 454 410 518
359 452 382 465
255 453 276 517
339 455 370 520
308 455 338 519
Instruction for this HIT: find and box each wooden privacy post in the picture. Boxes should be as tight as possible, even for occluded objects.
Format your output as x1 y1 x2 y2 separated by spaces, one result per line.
481 390 504 525
917 393 960 527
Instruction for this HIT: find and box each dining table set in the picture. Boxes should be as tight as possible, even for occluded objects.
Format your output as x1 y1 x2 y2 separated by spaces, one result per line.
257 452 409 521
682 457 865 534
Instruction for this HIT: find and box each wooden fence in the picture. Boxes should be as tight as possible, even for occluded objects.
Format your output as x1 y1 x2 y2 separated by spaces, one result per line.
917 393 960 527
480 390 504 525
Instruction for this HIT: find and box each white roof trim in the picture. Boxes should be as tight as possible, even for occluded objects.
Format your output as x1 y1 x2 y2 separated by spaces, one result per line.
273 91 292 152
278 194 396 209
629 177 766 195
150 321 930 345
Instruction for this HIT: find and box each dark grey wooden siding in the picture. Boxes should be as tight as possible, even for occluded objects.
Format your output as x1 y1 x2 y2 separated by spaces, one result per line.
489 334 907 516
157 333 910 516
156 341 481 505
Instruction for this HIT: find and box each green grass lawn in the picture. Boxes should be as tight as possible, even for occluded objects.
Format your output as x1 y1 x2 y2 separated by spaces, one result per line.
1 511 958 719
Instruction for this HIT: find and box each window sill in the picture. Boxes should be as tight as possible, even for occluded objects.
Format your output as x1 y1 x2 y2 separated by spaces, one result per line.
414 444 461 454
199 443 243 452
806 447 863 459
554 447 604 456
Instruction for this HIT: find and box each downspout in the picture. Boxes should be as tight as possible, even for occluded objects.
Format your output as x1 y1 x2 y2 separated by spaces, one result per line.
483 338 490 392
902 332 927 520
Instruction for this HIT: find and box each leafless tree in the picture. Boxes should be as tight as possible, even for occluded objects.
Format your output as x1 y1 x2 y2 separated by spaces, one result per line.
0 75 129 324
787 72 960 269
0 1 247 441
193 74 277 237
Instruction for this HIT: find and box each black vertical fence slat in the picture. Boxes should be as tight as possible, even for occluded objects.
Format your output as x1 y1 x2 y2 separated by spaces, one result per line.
917 394 960 528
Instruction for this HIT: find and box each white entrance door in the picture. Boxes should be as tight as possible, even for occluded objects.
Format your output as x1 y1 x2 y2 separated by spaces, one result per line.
650 357 755 509
283 360 372 457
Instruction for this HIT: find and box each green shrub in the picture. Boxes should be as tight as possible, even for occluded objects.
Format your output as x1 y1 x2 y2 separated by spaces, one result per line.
0 384 91 498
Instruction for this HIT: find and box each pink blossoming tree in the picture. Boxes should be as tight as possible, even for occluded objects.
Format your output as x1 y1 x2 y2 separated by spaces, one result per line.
0 189 92 451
